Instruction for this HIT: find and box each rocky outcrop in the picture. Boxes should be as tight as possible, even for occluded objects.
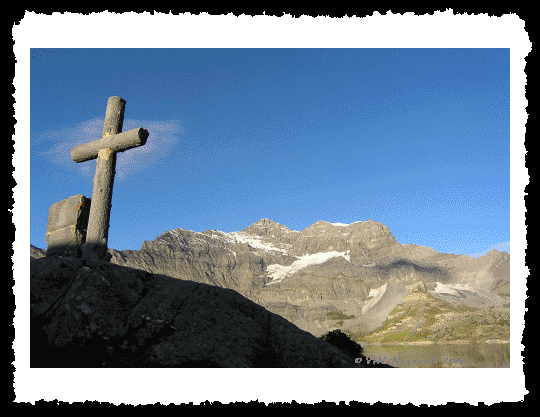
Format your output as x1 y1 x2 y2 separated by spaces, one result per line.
30 256 371 367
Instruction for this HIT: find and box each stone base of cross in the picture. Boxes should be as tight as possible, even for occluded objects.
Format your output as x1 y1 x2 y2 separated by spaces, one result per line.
70 96 149 262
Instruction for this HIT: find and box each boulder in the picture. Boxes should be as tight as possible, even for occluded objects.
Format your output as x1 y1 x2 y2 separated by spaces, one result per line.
45 195 91 258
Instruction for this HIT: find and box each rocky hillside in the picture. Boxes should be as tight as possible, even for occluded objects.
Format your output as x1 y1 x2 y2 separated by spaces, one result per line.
31 256 379 367
31 218 510 342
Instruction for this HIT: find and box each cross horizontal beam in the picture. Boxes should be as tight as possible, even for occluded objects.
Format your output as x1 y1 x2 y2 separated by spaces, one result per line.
71 127 149 163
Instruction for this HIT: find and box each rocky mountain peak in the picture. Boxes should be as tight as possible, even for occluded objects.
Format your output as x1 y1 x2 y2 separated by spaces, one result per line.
313 220 330 226
257 218 278 225
300 219 398 247
246 218 284 229
241 218 298 239
300 220 344 234
473 249 507 264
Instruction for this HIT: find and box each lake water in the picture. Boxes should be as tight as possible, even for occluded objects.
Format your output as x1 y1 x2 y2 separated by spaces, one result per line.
361 343 510 368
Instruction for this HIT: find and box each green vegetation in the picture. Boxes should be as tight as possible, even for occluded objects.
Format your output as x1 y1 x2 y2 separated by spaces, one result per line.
346 290 509 345
453 304 481 313
371 315 397 333
326 311 356 327
378 327 432 343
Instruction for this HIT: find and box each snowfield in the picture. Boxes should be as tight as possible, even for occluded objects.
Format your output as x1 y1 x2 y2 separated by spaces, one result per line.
329 221 364 227
225 232 290 253
265 250 351 284
431 282 473 297
362 283 388 314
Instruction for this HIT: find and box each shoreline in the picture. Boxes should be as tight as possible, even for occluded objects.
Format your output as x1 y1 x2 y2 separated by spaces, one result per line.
360 339 510 347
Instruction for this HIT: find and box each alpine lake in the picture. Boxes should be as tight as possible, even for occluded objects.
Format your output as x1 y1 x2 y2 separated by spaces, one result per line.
360 341 510 368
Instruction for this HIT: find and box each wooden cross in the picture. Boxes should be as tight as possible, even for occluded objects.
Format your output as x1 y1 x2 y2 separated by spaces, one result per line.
71 96 149 262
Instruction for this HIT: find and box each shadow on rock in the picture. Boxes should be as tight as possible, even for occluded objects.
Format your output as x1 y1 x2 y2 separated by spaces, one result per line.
30 256 373 368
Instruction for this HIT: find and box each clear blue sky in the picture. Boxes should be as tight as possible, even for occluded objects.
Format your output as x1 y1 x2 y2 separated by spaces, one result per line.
30 48 510 257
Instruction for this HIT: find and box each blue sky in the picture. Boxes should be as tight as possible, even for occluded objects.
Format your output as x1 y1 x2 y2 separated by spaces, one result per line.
30 48 510 257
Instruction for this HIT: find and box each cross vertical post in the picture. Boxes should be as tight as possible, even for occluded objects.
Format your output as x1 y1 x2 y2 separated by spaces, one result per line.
71 96 149 262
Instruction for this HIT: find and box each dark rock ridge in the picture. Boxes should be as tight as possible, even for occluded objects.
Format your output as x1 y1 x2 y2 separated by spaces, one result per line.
31 218 510 338
31 256 372 367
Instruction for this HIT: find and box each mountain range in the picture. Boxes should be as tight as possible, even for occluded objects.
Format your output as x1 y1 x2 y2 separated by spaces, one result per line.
31 218 510 345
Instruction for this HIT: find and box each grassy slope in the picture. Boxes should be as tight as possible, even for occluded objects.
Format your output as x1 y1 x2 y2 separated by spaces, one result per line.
343 289 510 345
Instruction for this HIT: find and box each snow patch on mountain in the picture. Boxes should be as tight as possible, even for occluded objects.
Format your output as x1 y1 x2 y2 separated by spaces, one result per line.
329 221 364 227
362 283 388 314
426 282 506 308
225 232 289 253
431 282 473 297
265 250 351 284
